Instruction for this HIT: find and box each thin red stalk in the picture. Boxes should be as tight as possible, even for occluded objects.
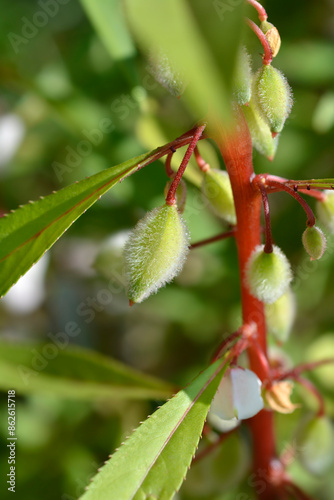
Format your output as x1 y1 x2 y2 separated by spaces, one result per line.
165 151 175 178
211 322 258 364
298 188 326 201
192 430 235 464
209 110 276 500
274 358 334 381
283 480 315 500
285 180 334 193
129 126 205 178
252 338 271 380
211 331 242 363
194 146 210 172
247 0 268 21
190 229 236 249
253 175 327 201
166 125 206 205
246 18 272 65
260 179 316 227
259 183 273 253
294 376 325 417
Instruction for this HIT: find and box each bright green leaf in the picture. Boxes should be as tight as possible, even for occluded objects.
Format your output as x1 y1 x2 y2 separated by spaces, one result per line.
0 146 173 298
80 359 228 500
0 342 173 401
80 0 136 60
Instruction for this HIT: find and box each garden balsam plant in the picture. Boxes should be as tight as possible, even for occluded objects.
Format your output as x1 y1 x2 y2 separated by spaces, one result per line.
1 1 334 499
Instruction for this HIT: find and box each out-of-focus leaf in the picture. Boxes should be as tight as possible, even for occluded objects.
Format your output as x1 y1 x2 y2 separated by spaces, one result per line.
125 0 236 122
80 358 228 500
80 0 136 60
0 342 173 400
279 42 334 86
313 92 334 134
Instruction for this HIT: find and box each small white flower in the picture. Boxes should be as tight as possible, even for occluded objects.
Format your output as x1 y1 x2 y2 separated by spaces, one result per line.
209 367 264 432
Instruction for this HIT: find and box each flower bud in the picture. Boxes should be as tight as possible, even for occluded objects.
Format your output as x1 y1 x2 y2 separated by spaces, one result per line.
164 179 187 214
124 204 190 303
302 225 327 261
265 289 296 344
209 368 263 432
260 21 281 57
243 99 278 160
232 46 252 106
253 64 293 133
245 244 292 304
201 168 236 225
296 415 334 476
316 190 334 234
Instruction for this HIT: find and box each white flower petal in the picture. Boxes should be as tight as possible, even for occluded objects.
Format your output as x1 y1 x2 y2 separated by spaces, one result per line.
231 368 264 420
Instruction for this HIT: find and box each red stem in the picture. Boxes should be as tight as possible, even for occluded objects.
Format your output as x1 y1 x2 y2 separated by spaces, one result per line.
209 110 276 499
165 125 206 205
246 18 272 65
247 0 268 22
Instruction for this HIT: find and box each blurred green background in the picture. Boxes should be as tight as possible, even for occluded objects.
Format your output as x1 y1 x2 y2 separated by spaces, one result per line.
1 0 334 499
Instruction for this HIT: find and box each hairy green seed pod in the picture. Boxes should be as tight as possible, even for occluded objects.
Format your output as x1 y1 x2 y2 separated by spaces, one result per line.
201 168 236 225
253 64 293 133
245 244 292 304
316 190 334 234
124 204 190 303
302 226 327 261
265 289 296 344
232 46 252 106
296 415 334 476
260 21 281 57
243 99 278 160
164 179 187 214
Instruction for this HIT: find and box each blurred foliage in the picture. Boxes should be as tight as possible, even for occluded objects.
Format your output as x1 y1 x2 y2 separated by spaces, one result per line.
0 0 334 499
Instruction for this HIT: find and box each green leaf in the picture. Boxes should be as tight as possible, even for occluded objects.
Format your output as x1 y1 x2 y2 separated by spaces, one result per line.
80 359 228 500
80 0 136 60
0 146 171 298
125 0 232 122
0 342 173 401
